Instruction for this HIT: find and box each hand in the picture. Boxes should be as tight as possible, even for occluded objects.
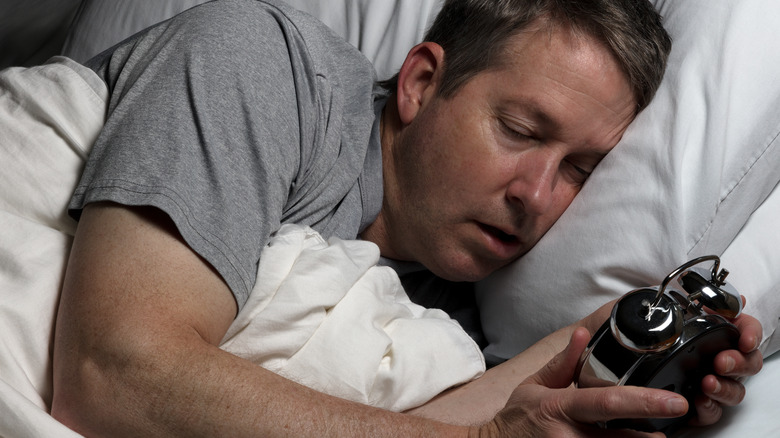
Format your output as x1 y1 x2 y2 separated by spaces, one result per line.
477 328 687 437
690 298 763 426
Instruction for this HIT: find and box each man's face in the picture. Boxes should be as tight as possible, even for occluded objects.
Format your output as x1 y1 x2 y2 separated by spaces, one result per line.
380 24 637 282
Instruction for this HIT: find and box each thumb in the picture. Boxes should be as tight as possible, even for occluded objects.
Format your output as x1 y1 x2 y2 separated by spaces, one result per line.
525 327 591 389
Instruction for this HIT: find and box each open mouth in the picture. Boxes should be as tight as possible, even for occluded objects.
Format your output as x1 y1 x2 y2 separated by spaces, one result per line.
479 223 519 244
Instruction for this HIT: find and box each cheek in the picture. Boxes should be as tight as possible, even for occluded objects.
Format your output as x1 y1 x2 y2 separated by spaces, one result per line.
560 184 582 206
450 138 517 195
546 185 581 221
408 109 515 206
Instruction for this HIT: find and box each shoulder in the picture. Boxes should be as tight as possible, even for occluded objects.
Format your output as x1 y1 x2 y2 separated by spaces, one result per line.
174 0 374 77
90 0 375 97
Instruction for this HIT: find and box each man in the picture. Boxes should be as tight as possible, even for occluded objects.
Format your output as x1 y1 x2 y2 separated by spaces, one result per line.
51 0 762 436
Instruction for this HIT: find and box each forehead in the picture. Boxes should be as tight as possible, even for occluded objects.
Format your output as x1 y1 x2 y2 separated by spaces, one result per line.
499 21 627 93
492 35 632 111
488 22 637 145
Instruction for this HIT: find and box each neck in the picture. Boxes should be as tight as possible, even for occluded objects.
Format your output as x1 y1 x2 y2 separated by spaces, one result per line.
361 96 406 261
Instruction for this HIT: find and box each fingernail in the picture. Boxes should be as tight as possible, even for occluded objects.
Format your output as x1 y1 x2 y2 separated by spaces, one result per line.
713 379 722 395
667 397 687 415
723 357 735 374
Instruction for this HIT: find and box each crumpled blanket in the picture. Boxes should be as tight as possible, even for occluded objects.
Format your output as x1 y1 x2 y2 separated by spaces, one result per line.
220 224 486 411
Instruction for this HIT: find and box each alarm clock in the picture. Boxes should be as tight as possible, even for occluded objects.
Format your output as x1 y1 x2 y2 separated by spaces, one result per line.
574 255 742 433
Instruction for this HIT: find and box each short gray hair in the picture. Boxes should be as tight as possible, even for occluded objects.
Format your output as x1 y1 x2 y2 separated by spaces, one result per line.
380 0 672 112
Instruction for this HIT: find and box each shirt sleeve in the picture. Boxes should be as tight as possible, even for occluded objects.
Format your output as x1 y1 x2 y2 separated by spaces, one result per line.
70 1 310 308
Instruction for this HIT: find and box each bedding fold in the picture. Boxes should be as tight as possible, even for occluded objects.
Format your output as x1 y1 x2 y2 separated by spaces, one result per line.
220 224 486 411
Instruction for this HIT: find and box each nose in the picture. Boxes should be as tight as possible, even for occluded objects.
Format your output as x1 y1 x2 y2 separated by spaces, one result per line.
506 150 558 216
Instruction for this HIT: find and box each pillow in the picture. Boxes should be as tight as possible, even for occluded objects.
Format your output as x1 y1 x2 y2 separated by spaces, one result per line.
0 0 81 69
61 0 211 63
477 0 780 363
62 0 441 80
0 57 107 435
283 0 440 79
718 184 780 356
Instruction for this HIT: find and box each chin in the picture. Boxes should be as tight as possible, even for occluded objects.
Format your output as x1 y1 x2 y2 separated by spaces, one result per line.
436 271 485 283
430 257 503 283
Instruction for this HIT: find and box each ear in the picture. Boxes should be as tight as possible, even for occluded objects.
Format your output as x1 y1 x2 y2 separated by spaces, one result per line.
395 42 445 125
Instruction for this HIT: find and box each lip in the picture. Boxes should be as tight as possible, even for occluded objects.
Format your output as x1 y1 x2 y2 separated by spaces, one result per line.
476 222 523 260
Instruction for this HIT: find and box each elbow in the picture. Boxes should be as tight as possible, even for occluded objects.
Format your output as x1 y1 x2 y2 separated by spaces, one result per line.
50 327 207 437
51 355 126 437
51 389 92 435
50 331 172 437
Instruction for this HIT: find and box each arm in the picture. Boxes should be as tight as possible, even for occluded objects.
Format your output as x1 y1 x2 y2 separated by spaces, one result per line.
51 203 463 437
50 203 702 437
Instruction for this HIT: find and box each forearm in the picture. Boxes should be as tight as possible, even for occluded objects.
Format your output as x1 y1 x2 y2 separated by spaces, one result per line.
52 328 467 438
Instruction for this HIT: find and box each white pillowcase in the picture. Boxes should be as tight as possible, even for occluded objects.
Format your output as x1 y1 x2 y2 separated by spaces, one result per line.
283 0 440 79
477 0 780 362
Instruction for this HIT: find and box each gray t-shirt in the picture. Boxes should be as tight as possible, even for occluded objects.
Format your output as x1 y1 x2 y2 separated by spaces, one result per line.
69 0 384 310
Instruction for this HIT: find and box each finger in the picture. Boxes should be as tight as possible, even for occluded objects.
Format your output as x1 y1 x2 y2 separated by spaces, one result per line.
688 394 722 427
561 386 688 424
732 312 763 353
713 348 763 377
525 327 591 388
700 374 745 407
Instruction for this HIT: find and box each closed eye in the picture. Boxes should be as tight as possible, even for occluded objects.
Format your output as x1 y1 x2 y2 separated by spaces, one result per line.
564 160 592 185
498 115 599 185
498 118 536 142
